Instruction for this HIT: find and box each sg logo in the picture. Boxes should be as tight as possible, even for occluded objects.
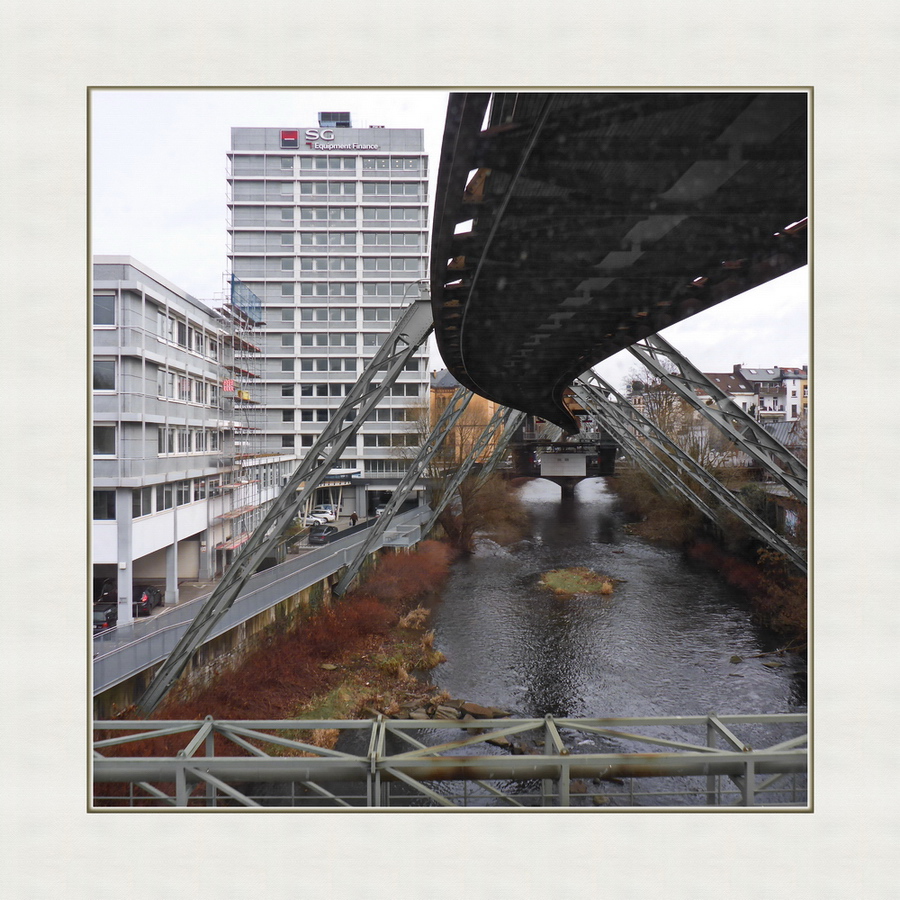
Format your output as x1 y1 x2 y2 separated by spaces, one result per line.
305 129 335 141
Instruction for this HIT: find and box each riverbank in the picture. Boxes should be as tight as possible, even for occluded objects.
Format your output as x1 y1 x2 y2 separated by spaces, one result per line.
606 466 807 646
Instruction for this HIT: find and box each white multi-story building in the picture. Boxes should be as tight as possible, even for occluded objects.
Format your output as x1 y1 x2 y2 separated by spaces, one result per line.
92 256 297 623
227 112 431 515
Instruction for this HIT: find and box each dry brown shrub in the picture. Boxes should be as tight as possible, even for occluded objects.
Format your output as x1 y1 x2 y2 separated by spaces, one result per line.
398 606 430 629
362 541 457 603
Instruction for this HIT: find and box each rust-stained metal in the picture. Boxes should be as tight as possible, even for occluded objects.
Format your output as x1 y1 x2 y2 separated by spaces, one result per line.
93 714 807 808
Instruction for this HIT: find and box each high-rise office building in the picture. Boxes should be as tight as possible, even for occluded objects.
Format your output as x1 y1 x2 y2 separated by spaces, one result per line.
227 112 430 515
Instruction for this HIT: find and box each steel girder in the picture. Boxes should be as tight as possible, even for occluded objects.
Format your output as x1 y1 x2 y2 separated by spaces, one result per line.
574 372 807 573
571 381 723 520
93 714 808 808
332 385 473 596
472 409 527 487
627 333 808 502
423 405 526 535
135 293 435 716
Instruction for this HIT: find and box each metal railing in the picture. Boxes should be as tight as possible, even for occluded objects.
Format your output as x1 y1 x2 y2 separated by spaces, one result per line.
92 713 808 809
92 506 431 695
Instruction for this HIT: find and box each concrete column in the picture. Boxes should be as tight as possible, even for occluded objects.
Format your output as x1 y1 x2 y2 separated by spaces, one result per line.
198 530 213 580
115 488 134 626
165 542 180 605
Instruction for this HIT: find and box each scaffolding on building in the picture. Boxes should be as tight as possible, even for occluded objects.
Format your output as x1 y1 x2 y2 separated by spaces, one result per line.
211 276 268 570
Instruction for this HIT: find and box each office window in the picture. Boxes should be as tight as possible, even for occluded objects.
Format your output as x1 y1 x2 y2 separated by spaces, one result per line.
281 334 295 348
93 490 116 520
132 487 152 518
156 483 173 510
301 410 313 421
281 207 294 221
281 384 295 397
282 410 294 423
176 481 191 505
194 479 207 501
282 435 295 449
93 293 115 325
93 424 116 456
93 360 115 391
281 359 294 372
281 283 294 297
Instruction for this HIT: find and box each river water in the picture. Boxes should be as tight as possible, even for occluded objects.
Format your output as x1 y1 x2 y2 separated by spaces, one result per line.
408 477 807 806
430 477 807 720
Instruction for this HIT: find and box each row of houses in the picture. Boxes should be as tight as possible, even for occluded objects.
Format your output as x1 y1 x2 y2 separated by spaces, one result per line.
631 364 809 424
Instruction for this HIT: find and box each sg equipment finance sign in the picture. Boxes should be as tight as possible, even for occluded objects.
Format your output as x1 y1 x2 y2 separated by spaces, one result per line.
281 128 379 151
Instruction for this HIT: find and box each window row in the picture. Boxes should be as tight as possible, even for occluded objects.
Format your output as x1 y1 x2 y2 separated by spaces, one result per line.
157 312 221 360
276 281 422 299
230 206 425 226
364 459 412 475
365 408 419 423
281 383 352 398
156 370 222 406
290 333 357 347
236 231 425 249
288 283 357 298
234 155 424 172
157 426 222 456
92 477 226 520
93 294 220 364
363 433 420 448
279 358 358 373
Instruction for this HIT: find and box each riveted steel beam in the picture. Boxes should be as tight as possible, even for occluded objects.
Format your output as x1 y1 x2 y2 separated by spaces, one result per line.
136 291 435 716
574 372 806 573
423 404 522 535
627 333 807 501
333 386 473 596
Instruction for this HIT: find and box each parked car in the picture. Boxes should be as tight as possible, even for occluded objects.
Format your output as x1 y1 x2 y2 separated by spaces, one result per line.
297 514 326 526
374 505 386 517
92 603 117 634
311 507 337 522
95 578 117 603
133 585 163 617
308 524 339 545
316 503 341 514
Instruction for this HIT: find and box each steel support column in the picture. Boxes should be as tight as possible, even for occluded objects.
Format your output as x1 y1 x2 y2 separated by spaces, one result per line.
627 333 807 501
332 386 473 596
574 372 806 573
136 292 434 715
423 405 523 535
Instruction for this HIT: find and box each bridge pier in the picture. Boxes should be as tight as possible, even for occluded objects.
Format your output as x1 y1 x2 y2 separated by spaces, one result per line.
543 476 584 498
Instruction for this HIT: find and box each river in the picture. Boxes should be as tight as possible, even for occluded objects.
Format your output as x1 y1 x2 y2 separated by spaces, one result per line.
429 477 807 720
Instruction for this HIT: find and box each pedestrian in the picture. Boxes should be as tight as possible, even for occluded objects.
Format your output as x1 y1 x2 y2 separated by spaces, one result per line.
350 512 359 526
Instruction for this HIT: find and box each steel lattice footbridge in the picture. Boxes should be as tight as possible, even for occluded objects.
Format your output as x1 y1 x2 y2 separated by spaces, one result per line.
114 92 808 762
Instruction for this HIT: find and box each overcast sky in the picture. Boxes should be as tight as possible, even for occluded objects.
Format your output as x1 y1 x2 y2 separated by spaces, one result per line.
91 88 809 393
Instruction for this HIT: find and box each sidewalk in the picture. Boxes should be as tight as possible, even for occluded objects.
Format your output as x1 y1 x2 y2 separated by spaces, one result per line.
168 513 362 607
